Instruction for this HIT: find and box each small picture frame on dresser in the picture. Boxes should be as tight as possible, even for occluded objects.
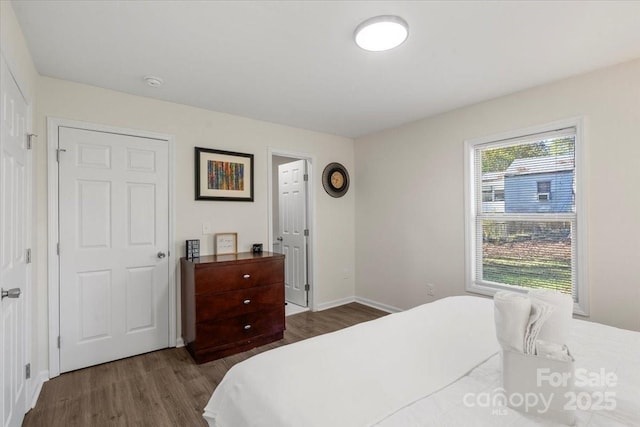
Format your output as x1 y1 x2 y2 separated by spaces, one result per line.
186 239 200 259
215 233 238 255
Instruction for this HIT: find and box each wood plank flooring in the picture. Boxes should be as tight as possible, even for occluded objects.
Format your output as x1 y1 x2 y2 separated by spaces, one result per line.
24 303 386 427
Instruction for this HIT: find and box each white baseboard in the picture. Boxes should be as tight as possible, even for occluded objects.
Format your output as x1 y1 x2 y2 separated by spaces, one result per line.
354 296 403 314
315 296 404 313
315 296 355 311
30 370 49 409
175 337 185 348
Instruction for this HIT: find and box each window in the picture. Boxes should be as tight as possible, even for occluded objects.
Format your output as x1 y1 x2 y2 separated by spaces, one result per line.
537 181 551 201
482 186 505 202
465 120 587 314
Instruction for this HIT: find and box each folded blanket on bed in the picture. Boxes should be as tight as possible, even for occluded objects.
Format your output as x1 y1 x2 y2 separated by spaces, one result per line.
493 291 531 352
523 300 554 354
493 290 573 355
203 296 500 427
529 289 573 346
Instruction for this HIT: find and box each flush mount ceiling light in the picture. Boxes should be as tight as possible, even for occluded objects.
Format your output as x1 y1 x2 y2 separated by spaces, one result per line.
354 15 409 52
143 75 164 87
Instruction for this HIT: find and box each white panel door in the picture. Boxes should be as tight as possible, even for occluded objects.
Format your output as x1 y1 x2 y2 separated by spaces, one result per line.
278 160 308 307
0 56 28 427
58 127 169 372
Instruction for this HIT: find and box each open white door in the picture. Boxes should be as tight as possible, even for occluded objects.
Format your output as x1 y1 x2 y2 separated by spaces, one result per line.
1 55 29 427
278 160 308 307
57 127 170 373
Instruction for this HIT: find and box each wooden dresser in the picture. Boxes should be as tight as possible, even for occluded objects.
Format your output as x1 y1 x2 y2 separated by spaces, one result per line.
180 252 285 363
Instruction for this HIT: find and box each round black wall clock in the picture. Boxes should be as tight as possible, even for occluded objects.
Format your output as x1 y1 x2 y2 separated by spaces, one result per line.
322 162 350 198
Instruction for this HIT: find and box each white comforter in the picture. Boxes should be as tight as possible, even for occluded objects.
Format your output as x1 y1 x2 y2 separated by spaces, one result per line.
376 317 640 426
204 296 500 427
203 296 640 426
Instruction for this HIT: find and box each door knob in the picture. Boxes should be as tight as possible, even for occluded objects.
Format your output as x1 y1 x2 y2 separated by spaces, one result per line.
157 251 166 259
1 288 21 299
276 237 283 241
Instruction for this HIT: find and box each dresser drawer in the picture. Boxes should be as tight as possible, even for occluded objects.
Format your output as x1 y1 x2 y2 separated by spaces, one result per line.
195 258 284 294
195 283 283 322
196 309 284 349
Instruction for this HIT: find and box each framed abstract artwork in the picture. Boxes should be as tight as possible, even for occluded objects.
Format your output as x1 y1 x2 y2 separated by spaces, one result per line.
195 147 254 201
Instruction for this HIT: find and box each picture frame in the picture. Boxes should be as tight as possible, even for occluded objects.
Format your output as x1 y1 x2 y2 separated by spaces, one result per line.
215 233 238 255
195 147 254 201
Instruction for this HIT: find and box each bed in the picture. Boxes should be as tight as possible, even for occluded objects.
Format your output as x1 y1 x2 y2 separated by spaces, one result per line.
203 296 640 426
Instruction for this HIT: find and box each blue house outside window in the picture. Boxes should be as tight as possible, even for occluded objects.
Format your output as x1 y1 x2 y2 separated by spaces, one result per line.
503 155 575 214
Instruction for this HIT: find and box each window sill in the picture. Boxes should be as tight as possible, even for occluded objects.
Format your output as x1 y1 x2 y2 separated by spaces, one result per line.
465 280 589 316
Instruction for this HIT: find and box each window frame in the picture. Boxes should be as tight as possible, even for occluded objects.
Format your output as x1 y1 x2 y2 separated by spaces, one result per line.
463 118 588 315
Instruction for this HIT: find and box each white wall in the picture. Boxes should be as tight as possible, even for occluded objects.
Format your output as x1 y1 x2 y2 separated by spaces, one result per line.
1 0 42 402
355 58 640 332
34 76 356 373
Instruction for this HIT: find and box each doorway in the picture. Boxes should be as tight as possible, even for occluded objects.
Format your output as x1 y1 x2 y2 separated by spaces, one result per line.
269 151 313 313
47 119 176 376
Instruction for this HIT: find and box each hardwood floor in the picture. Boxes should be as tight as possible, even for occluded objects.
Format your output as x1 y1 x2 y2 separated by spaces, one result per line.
24 303 386 427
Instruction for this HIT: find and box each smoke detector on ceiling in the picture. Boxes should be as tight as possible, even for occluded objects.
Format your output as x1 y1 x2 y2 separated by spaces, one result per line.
143 75 164 87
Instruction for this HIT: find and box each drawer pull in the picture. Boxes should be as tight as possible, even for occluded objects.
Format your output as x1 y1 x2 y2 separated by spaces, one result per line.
244 324 252 330
243 299 251 305
243 274 251 279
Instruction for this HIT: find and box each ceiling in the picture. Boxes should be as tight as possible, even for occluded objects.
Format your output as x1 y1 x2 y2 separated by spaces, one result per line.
12 1 640 138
